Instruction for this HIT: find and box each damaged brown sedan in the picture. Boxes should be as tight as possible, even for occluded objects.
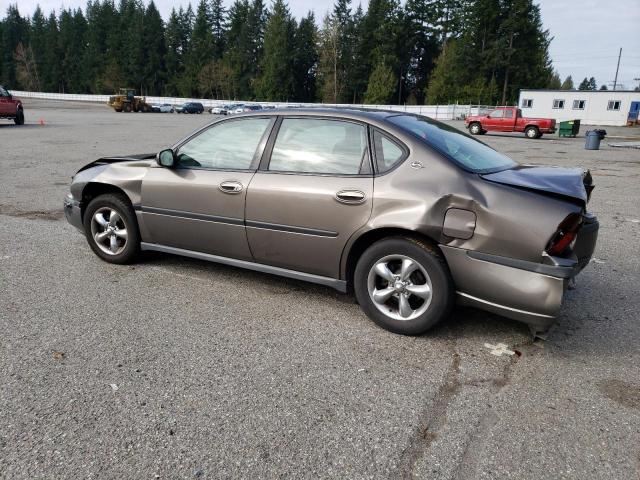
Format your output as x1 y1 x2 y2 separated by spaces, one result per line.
64 109 598 335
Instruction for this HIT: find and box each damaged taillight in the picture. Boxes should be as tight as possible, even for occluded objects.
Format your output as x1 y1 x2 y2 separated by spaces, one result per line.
546 213 582 256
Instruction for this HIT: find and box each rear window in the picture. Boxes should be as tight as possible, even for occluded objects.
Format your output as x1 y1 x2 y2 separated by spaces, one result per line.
387 115 518 173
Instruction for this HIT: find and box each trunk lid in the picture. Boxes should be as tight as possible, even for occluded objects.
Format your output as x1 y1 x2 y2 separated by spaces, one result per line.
481 165 593 204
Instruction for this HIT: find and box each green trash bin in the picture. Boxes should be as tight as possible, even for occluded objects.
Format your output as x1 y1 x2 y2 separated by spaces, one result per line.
558 119 581 137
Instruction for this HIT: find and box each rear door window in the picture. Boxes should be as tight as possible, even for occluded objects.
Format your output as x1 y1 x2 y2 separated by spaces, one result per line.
268 118 368 175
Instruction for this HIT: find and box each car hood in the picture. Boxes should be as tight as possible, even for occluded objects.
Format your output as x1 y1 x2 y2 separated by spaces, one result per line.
76 153 156 174
481 165 593 204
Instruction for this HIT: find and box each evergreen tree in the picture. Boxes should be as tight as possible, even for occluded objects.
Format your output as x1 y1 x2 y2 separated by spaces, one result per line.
1 5 29 88
561 75 573 90
189 0 215 96
30 6 46 88
59 8 88 92
425 39 461 103
142 1 166 95
164 8 186 95
578 76 597 90
364 61 396 104
211 0 227 59
548 70 561 89
257 0 296 101
292 12 318 102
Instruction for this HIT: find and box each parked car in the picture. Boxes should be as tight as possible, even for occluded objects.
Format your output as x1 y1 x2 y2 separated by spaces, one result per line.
465 106 556 138
241 105 263 112
231 104 246 114
64 109 598 336
176 102 204 114
151 103 175 113
0 85 24 125
209 105 229 115
221 104 242 115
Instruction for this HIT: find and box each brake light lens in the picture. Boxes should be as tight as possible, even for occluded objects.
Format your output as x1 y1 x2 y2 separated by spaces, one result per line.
546 213 582 256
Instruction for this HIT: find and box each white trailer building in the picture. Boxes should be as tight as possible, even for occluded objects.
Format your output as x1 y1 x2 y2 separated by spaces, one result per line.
517 89 640 126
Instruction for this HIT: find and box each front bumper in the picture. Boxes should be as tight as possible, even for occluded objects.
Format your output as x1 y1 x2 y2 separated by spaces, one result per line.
63 194 84 232
440 215 598 330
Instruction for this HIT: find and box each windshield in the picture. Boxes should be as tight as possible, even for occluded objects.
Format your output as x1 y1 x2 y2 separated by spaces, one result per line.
387 114 518 173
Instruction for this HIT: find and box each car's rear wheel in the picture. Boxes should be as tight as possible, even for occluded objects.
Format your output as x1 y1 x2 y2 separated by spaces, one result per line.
525 126 539 139
83 193 140 264
14 109 24 125
469 122 482 135
354 237 454 335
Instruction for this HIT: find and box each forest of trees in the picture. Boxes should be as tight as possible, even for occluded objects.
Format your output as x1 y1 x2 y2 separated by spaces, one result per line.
1 0 562 105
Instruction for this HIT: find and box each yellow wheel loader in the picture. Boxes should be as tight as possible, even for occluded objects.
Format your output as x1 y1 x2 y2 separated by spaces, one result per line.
107 88 153 113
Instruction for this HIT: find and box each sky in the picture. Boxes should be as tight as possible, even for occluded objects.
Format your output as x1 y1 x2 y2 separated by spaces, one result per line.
4 0 640 90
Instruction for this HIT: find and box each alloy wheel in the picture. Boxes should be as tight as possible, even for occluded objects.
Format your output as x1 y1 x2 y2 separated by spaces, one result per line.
90 207 128 255
367 254 433 321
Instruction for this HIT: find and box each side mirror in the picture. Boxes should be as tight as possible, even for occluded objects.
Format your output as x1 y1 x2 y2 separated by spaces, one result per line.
157 149 176 168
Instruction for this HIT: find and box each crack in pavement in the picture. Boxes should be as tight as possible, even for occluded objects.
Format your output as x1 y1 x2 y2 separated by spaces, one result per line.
400 336 533 479
0 207 64 221
399 338 462 479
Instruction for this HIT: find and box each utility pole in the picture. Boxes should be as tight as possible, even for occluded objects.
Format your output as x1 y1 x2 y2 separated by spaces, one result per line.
613 48 622 90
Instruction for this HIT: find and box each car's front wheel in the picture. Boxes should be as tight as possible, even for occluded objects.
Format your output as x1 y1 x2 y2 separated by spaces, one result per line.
469 122 482 135
354 237 454 335
83 193 140 264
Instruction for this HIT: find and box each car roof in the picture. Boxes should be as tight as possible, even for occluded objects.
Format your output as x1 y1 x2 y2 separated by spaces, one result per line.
236 107 401 122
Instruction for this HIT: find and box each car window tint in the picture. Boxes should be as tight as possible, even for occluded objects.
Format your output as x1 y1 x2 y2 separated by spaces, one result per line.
388 115 517 173
269 118 367 175
489 109 504 118
177 118 270 169
374 131 405 172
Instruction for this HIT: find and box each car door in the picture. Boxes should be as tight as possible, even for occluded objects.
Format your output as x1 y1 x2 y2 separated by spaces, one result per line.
0 86 11 115
502 108 515 131
245 116 374 278
140 116 275 260
484 109 505 130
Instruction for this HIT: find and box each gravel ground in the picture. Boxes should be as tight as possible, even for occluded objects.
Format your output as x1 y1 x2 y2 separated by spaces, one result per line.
1 99 639 479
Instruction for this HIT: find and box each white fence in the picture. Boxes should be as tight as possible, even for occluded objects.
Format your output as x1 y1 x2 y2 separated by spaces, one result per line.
10 90 495 120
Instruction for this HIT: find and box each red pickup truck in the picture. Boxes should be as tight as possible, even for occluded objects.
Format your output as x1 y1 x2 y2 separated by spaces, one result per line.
0 86 24 125
465 106 555 139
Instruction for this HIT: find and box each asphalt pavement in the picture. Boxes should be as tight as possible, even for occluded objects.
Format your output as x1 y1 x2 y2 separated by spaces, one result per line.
1 100 639 479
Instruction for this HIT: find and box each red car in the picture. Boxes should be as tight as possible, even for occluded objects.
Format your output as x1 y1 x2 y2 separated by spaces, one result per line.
465 106 555 139
0 86 24 125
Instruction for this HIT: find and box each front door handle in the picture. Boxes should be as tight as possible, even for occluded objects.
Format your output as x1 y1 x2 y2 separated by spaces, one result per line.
219 181 243 194
335 190 366 204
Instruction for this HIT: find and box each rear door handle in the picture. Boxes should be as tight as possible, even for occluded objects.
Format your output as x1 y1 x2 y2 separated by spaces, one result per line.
335 190 366 204
219 181 243 194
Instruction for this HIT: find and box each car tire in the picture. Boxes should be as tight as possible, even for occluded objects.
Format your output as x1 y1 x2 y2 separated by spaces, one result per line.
525 126 539 139
14 108 24 125
123 103 132 113
469 122 482 135
83 193 140 265
354 237 454 335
